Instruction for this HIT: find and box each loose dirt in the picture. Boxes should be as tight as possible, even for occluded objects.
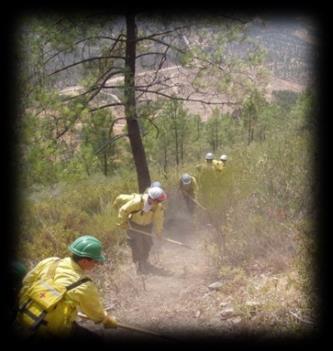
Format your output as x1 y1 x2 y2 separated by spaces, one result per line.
78 197 311 343
79 205 232 342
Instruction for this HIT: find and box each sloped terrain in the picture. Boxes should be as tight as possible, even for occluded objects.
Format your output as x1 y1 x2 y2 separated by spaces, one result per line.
78 194 314 342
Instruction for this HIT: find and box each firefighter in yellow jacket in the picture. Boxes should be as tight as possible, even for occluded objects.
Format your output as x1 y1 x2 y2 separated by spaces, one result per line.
178 173 198 215
112 193 137 210
214 154 228 172
16 235 117 339
112 181 164 211
220 154 228 167
117 186 167 274
196 152 223 172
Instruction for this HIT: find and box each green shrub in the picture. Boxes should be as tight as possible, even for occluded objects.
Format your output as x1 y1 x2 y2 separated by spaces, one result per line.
17 174 137 264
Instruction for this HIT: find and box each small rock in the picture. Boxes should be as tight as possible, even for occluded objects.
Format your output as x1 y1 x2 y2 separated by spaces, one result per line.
105 302 116 311
203 291 213 299
220 306 235 319
219 302 229 307
229 317 242 324
208 281 223 290
245 301 260 307
195 310 201 318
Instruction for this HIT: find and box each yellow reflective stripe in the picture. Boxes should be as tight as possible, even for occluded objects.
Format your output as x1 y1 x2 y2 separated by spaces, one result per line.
39 281 63 298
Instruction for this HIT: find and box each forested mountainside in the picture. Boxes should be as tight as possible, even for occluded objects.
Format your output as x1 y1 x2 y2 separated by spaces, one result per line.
245 16 317 85
11 13 320 342
42 15 315 91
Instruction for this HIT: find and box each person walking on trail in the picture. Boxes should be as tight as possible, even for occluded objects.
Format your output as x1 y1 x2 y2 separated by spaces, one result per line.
15 235 118 339
204 152 214 169
212 154 228 173
178 173 198 216
117 186 167 275
220 154 228 165
213 154 227 172
196 152 222 173
219 154 228 170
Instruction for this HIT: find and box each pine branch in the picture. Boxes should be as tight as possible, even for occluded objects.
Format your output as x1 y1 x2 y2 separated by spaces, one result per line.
43 35 125 66
95 134 128 155
48 55 125 76
89 102 124 112
135 88 240 106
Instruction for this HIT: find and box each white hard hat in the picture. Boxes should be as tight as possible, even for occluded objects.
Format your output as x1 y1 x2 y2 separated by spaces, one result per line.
150 181 162 188
205 152 213 160
180 173 192 185
220 154 228 161
147 186 167 202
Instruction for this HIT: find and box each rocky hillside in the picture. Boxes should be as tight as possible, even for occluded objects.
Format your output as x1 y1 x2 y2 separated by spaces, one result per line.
56 16 314 135
246 16 317 85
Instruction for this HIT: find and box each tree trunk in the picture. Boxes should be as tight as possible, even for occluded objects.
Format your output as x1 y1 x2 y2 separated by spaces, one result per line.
163 143 168 175
247 116 252 145
214 119 218 151
103 152 108 176
173 111 179 167
180 135 184 166
125 14 151 192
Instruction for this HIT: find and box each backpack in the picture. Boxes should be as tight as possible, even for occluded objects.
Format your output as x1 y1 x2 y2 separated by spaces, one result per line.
113 193 146 217
112 193 140 211
17 259 91 332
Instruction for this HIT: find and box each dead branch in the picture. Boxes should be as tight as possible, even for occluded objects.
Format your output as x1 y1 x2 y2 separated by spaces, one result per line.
140 116 160 138
44 35 125 66
135 88 240 106
86 70 125 104
48 55 125 76
137 25 190 42
89 102 124 112
108 117 127 139
289 311 314 325
95 134 128 155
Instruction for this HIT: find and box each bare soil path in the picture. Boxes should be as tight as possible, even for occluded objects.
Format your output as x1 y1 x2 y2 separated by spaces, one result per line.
79 210 230 342
78 211 313 344
78 195 311 343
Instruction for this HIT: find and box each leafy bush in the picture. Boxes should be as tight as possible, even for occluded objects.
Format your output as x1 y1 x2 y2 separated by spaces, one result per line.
17 174 136 264
195 91 317 277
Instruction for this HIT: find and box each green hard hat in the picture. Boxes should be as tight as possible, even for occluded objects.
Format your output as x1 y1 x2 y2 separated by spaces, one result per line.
68 235 105 262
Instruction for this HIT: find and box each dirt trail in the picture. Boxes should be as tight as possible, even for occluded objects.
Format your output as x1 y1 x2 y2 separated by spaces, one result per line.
78 201 309 342
80 209 229 341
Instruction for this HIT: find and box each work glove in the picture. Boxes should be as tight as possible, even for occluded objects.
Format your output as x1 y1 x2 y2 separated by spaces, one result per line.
117 222 128 230
103 315 118 329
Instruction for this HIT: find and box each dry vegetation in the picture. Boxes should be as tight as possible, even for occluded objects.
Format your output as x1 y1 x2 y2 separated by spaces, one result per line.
17 136 318 340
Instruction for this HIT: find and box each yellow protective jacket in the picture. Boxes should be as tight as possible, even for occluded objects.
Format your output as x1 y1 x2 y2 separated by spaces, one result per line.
112 193 138 210
18 257 106 336
213 159 224 172
179 176 198 198
118 193 164 236
196 160 223 173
